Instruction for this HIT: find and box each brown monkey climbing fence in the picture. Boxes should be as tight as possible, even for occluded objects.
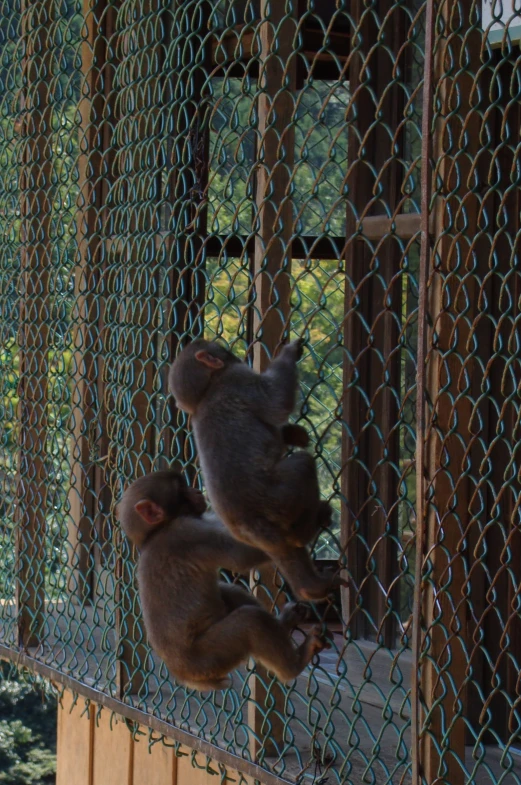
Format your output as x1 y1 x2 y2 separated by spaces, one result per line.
1 0 521 783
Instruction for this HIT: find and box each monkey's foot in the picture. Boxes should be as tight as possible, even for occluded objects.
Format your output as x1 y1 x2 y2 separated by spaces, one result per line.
281 423 310 448
317 501 334 529
286 502 335 549
309 625 333 655
298 568 348 602
279 601 309 629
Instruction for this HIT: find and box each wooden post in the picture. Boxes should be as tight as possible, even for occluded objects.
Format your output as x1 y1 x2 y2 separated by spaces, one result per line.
419 2 483 780
247 0 297 762
111 0 211 695
163 0 210 479
15 0 54 648
341 0 405 645
485 92 521 742
110 0 165 697
68 0 119 604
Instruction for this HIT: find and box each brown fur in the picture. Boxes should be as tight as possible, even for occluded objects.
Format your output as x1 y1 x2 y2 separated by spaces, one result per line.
118 470 330 691
169 339 343 601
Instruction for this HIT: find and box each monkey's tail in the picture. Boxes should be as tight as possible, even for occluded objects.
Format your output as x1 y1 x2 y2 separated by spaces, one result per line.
185 677 232 692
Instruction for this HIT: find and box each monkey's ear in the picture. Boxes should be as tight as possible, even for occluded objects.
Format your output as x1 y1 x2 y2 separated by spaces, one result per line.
134 499 165 526
194 350 224 370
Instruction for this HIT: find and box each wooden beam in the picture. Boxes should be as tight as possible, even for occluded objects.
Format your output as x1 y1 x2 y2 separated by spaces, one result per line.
111 0 165 698
420 0 484 779
92 708 134 785
68 0 119 606
359 213 426 241
211 23 350 67
248 0 297 762
164 0 211 481
341 0 408 645
56 691 94 785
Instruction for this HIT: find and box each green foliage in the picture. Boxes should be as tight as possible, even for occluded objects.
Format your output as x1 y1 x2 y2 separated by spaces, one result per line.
0 666 56 785
0 3 81 602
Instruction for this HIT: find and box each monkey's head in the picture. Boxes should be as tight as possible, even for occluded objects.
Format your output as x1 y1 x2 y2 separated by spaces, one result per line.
168 339 240 414
118 470 207 548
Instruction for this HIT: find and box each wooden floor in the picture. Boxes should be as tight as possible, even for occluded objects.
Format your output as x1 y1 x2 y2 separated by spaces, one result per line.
2 602 520 784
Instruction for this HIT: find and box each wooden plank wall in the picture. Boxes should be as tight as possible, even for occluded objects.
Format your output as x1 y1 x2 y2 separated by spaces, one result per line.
56 690 257 785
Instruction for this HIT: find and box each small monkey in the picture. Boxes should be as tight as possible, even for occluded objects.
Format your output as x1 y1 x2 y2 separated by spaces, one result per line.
118 470 331 692
169 339 342 601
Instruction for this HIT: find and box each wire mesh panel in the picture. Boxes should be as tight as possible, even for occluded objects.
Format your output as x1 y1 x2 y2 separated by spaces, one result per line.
418 1 521 784
1 0 521 783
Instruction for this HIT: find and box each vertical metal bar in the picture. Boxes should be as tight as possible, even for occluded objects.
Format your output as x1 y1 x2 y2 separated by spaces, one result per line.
91 2 119 582
411 0 435 780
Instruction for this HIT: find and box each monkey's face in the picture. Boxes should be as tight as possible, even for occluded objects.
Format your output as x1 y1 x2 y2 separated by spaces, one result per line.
119 470 206 547
132 483 206 533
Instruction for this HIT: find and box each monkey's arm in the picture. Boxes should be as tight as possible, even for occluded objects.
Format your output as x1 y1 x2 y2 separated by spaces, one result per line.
281 423 309 448
197 516 272 573
257 340 303 423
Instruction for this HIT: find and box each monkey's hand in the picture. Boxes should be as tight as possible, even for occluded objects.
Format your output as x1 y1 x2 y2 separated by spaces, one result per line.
279 601 310 630
317 501 334 529
286 337 305 360
298 566 349 602
317 566 349 592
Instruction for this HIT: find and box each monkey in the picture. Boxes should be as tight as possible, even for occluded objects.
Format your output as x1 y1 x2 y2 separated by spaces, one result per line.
118 469 331 692
168 338 344 602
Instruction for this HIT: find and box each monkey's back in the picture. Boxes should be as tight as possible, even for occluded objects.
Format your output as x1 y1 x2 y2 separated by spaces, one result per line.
137 519 228 675
192 368 288 530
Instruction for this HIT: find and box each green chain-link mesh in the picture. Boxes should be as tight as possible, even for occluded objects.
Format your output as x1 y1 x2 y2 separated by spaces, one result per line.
1 0 521 783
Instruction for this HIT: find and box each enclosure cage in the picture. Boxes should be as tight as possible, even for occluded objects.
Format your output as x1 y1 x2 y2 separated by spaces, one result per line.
1 0 521 783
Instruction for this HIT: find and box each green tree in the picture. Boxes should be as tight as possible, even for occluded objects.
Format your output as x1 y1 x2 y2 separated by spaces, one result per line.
0 665 56 785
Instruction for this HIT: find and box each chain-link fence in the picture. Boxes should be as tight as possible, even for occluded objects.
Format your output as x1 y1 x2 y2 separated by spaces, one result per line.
0 0 521 783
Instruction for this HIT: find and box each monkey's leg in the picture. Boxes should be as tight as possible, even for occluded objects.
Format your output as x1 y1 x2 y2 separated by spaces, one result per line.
269 452 319 517
278 601 309 629
220 586 309 635
288 500 334 549
265 452 326 546
270 453 336 547
219 582 261 610
191 607 328 683
274 547 346 602
261 339 302 420
221 516 340 602
221 584 308 629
